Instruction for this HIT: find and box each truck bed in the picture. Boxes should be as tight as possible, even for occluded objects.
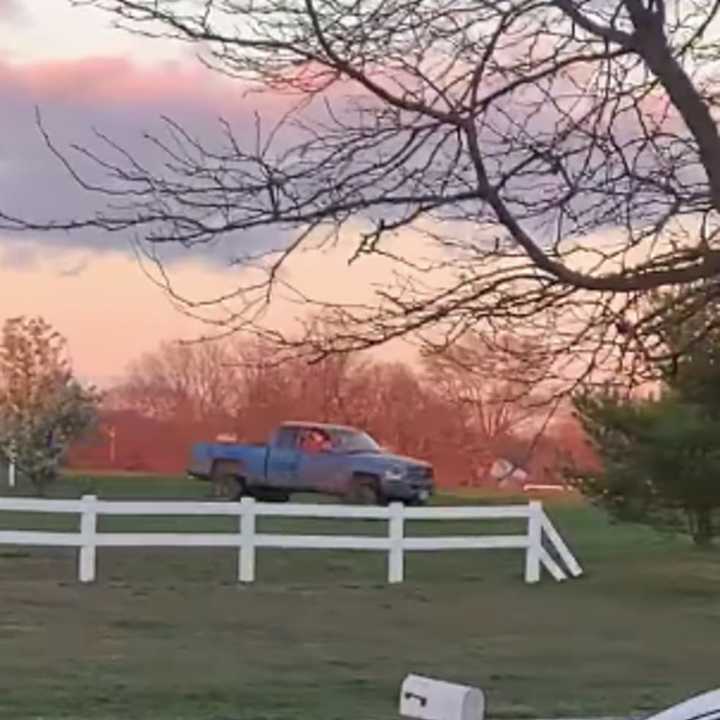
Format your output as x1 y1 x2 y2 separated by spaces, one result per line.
187 441 267 480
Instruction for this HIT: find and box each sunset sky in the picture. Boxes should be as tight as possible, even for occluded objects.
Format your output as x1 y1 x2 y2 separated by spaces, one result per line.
0 1 428 385
2 2 675 391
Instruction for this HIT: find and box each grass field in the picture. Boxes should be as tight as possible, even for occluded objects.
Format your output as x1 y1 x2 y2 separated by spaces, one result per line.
0 473 719 720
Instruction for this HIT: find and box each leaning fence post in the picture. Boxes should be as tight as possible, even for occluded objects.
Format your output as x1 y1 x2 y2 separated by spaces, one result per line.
79 494 97 583
239 496 256 583
388 502 405 584
524 500 542 584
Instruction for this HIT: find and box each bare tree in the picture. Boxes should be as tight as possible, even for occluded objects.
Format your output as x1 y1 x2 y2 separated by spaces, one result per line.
423 331 554 482
117 340 237 422
350 362 434 454
221 336 308 437
5 0 720 377
282 316 372 422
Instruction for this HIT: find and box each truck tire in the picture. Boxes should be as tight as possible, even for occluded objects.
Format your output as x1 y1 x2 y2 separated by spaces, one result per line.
210 461 245 501
345 474 382 505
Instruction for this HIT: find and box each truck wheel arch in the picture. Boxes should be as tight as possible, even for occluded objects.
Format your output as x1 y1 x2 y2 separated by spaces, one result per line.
211 459 246 478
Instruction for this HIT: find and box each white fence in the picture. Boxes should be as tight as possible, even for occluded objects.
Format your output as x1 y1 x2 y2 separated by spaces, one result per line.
0 496 582 584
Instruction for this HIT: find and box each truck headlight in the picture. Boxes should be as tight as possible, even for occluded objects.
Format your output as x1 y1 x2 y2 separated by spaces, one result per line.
384 467 405 481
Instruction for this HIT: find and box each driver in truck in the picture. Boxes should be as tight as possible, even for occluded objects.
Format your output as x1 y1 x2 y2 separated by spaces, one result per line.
301 429 332 453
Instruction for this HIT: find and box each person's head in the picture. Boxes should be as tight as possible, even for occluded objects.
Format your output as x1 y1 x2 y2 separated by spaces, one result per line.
311 430 331 450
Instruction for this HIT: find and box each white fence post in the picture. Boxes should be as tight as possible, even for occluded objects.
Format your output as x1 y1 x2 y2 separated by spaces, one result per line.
7 441 17 488
524 499 542 584
388 502 405 584
78 494 97 583
239 496 256 583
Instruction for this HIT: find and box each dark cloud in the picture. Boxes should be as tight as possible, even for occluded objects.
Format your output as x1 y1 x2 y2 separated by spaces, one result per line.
0 57 296 265
1 51 678 274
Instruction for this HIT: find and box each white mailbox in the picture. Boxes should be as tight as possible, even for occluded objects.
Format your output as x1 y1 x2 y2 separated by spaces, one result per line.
646 688 720 720
399 674 485 720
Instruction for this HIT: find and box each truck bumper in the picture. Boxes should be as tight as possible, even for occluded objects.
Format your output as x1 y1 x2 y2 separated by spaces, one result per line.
383 481 434 505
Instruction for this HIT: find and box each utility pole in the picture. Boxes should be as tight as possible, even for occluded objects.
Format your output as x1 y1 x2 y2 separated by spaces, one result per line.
106 425 116 465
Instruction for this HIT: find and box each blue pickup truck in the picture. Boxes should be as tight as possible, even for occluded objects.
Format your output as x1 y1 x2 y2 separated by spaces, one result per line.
187 421 434 505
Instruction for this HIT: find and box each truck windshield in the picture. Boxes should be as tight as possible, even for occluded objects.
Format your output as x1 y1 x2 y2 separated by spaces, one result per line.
331 430 381 453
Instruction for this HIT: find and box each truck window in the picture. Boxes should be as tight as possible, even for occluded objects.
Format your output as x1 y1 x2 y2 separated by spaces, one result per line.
275 427 299 449
332 429 381 453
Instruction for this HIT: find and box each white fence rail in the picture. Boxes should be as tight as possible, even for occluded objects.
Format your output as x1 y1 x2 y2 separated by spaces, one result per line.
0 496 582 584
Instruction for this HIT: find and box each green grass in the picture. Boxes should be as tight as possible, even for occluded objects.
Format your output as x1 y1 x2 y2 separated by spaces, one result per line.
0 473 719 720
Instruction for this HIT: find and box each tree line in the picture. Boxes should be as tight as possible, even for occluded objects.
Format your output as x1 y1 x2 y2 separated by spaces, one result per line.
4 310 720 546
88 330 589 486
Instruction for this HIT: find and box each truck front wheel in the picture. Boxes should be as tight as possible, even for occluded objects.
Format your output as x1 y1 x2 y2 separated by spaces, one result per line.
345 475 382 505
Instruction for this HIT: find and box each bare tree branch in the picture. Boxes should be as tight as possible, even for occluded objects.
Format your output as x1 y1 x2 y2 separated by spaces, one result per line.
6 0 720 384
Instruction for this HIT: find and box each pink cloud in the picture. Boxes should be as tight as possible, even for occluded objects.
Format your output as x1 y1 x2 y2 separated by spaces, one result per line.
0 0 22 21
0 55 295 115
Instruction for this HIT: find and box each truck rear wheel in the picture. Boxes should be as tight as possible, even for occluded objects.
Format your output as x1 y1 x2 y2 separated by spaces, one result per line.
210 462 245 501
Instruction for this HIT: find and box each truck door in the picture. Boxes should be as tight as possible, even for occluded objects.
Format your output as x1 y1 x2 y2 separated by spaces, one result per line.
265 427 301 489
296 428 345 494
